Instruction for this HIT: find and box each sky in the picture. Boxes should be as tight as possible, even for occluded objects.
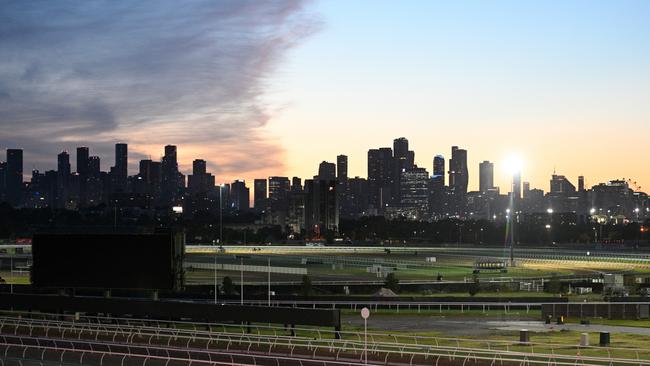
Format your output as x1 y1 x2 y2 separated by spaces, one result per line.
1 1 650 193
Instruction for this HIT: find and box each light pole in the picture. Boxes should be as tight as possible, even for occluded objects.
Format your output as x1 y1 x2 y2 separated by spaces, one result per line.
547 208 554 244
240 257 244 305
267 258 271 306
213 240 218 304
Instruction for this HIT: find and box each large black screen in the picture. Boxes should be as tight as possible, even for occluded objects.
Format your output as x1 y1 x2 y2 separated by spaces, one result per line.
32 233 183 290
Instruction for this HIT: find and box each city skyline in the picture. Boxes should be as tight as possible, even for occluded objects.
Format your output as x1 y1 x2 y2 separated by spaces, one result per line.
2 139 645 199
1 1 650 194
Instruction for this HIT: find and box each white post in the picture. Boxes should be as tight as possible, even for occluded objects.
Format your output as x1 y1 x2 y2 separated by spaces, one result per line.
267 258 271 306
240 257 244 305
361 307 370 365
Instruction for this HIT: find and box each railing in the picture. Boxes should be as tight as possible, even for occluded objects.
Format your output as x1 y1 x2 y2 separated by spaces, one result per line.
1 311 650 366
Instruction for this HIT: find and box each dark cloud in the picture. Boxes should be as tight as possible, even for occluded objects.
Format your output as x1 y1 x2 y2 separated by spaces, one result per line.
0 0 318 178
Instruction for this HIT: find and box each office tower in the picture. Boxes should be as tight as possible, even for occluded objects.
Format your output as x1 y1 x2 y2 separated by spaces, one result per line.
393 137 415 203
76 147 89 175
550 174 576 193
400 167 429 220
479 161 494 193
578 176 585 192
268 176 290 211
88 156 100 175
433 155 445 186
318 161 336 181
187 159 213 195
109 143 128 192
367 147 395 210
254 179 267 211
512 172 522 201
429 155 447 216
57 151 71 208
304 179 339 236
523 182 531 197
5 149 23 206
291 176 302 192
193 159 206 176
230 180 250 211
267 176 290 227
348 177 369 217
336 155 348 181
57 151 71 177
161 145 180 204
115 143 128 177
449 146 468 195
76 147 90 207
84 156 102 205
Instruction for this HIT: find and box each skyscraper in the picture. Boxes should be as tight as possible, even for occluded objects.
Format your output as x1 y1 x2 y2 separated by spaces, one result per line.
317 161 336 181
399 167 429 220
449 146 468 195
115 143 127 177
392 137 414 203
6 149 23 206
161 145 180 204
57 151 71 208
230 180 250 211
433 155 445 186
76 147 89 175
367 147 395 210
254 178 267 211
479 161 494 193
336 155 348 181
268 176 290 211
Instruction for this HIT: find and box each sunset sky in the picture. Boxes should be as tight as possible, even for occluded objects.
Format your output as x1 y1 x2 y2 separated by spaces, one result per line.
1 1 649 193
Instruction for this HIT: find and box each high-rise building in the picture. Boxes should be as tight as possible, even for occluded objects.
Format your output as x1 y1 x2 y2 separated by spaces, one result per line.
187 159 214 196
550 174 576 193
336 155 348 181
6 149 23 206
88 156 100 175
76 147 89 175
57 151 71 208
161 145 180 204
392 137 415 203
367 147 395 210
479 161 494 193
512 172 522 201
115 143 127 177
253 178 267 211
268 176 290 211
318 161 336 181
578 176 585 192
449 146 468 195
230 180 250 211
433 155 445 186
110 143 128 192
399 167 430 220
304 179 339 236
291 177 302 192
449 146 468 214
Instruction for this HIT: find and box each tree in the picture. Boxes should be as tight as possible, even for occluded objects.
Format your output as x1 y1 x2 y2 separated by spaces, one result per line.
300 275 313 297
385 272 400 293
222 276 236 295
468 274 480 296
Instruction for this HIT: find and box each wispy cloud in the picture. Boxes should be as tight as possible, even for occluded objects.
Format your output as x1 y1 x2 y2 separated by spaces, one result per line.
0 0 319 179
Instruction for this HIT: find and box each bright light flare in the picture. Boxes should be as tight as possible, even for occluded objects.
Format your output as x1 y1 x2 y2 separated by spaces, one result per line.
503 154 524 175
